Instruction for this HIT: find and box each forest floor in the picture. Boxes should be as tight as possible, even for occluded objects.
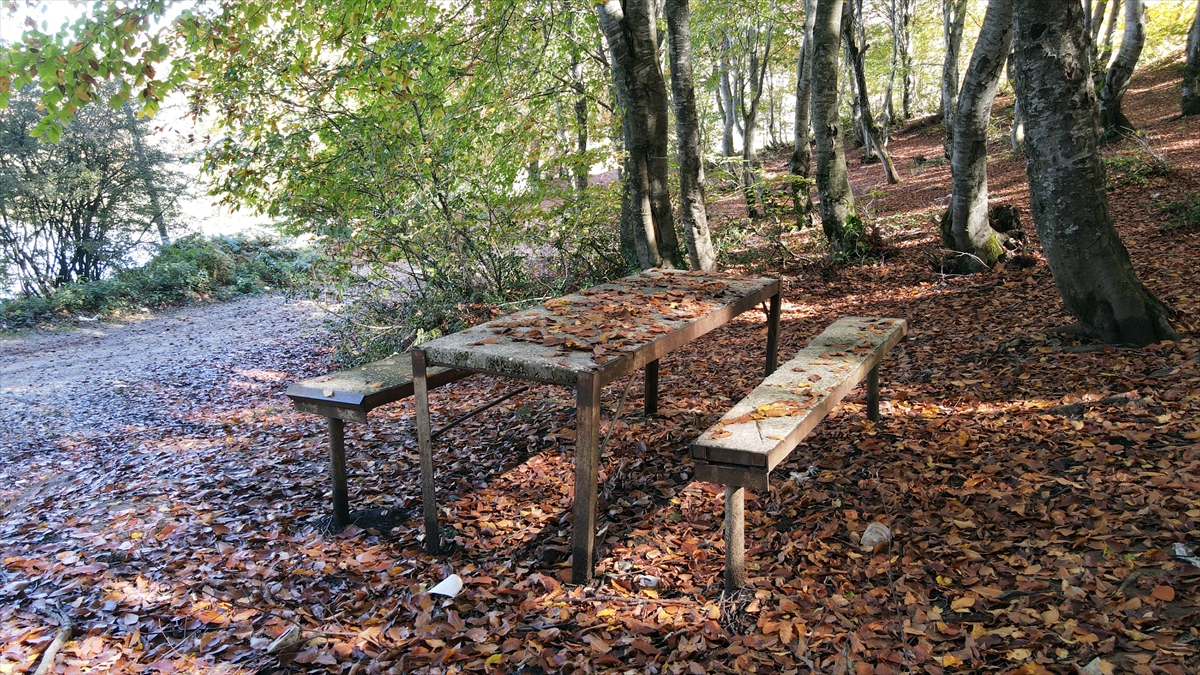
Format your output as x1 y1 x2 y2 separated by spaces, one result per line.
2 63 1200 675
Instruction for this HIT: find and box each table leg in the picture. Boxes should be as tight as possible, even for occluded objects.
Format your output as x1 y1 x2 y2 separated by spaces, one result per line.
765 291 781 375
572 371 601 584
725 485 745 589
644 359 659 416
328 417 350 530
866 364 880 422
412 349 440 555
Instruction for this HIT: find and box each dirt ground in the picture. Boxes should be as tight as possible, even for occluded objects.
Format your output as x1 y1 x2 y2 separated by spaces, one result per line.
0 294 327 451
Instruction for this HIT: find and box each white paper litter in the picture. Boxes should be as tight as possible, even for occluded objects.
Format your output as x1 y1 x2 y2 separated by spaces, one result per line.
429 574 464 598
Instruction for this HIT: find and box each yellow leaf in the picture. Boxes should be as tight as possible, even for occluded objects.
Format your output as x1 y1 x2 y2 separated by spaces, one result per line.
130 531 143 539
1006 648 1032 661
950 595 975 611
485 654 503 666
939 653 962 667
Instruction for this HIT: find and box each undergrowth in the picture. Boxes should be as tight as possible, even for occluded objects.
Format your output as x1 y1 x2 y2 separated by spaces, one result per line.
0 234 315 330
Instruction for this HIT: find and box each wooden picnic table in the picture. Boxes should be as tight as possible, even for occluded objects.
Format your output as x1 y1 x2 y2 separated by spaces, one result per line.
412 269 781 583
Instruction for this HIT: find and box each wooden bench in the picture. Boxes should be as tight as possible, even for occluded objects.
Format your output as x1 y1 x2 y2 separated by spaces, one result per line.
691 317 908 589
286 353 470 528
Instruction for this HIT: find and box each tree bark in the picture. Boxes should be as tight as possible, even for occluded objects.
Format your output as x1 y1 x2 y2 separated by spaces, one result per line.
665 0 717 272
1010 0 1177 346
1007 49 1025 152
738 21 773 219
941 0 968 159
843 0 900 184
597 0 681 269
790 0 817 228
1184 0 1200 116
1100 0 1144 135
813 0 856 247
1096 0 1122 83
948 0 1014 269
718 55 738 159
897 0 914 119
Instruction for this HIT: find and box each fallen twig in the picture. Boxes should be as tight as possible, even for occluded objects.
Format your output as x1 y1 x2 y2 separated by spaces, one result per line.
33 607 72 675
560 594 697 606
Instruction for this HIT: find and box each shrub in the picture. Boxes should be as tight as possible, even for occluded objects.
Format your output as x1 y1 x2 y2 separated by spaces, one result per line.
0 234 313 330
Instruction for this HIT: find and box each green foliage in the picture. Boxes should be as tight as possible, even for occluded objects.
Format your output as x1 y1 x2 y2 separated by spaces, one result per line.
832 213 884 265
1158 193 1200 231
0 84 186 296
1103 150 1171 189
0 234 310 329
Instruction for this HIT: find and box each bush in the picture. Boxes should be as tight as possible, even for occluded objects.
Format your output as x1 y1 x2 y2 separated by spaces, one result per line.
0 234 313 330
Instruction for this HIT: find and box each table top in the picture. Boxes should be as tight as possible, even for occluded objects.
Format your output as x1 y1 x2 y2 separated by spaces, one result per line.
417 269 779 387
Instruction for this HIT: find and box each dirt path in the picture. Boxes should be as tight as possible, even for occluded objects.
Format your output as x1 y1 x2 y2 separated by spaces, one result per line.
0 294 329 447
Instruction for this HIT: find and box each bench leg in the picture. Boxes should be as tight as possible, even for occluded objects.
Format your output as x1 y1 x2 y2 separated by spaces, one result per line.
765 292 781 376
867 364 880 422
572 371 601 584
413 349 440 555
328 417 350 529
725 485 745 590
644 359 659 416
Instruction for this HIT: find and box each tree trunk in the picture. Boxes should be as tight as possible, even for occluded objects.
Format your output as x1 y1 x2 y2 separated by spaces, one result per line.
739 22 773 219
790 0 817 228
813 0 856 247
898 0 914 119
941 0 968 159
1010 0 1177 346
1183 0 1200 116
1008 49 1025 152
124 105 169 246
948 0 1014 269
1096 0 1122 82
597 0 681 269
843 0 900 184
719 45 738 159
1100 0 1144 135
665 0 717 272
1090 0 1109 46
567 15 589 193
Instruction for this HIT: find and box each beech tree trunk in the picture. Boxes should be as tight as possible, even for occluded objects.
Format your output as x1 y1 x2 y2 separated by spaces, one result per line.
941 0 968 159
718 54 737 158
1184 0 1200 116
790 0 817 228
897 0 914 119
1010 0 1177 346
1100 0 1144 135
738 23 773 219
843 0 900 184
948 0 1013 269
597 0 681 269
1008 50 1025 152
1096 0 1122 83
665 0 716 272
813 0 856 247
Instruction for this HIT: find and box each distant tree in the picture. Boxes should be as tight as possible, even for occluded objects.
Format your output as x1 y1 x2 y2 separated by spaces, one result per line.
812 0 856 248
1100 0 1145 135
946 0 1014 269
0 86 182 297
1184 0 1200 116
665 0 717 272
789 0 817 229
598 0 683 269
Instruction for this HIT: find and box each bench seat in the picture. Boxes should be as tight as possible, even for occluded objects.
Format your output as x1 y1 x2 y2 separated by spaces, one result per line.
691 317 908 588
286 353 471 528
